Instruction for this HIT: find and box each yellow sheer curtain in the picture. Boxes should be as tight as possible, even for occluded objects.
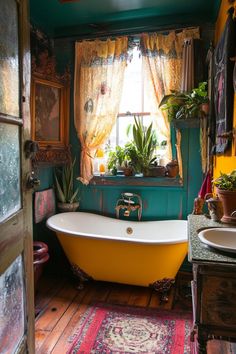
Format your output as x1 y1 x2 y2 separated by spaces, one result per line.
74 37 128 184
141 28 200 164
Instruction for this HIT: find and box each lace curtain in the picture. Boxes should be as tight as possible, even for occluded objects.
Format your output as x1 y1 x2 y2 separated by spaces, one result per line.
140 28 200 171
74 37 129 184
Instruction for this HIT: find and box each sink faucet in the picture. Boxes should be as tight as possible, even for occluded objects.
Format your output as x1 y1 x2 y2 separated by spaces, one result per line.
115 192 142 221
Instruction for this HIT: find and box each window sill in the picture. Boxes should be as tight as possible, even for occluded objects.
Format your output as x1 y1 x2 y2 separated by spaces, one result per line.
90 175 183 187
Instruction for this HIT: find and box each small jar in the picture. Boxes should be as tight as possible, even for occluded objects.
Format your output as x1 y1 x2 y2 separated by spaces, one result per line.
166 160 179 178
205 194 223 222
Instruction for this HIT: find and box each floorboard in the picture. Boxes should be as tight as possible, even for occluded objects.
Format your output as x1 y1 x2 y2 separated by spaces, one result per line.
36 282 78 332
35 273 236 354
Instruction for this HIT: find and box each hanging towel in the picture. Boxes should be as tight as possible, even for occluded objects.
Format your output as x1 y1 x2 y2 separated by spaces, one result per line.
34 188 56 224
198 170 212 199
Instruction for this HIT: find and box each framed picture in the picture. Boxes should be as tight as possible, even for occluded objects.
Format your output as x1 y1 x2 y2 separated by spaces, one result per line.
31 77 70 164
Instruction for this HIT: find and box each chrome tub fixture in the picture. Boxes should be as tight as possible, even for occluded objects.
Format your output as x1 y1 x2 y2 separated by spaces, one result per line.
115 192 142 221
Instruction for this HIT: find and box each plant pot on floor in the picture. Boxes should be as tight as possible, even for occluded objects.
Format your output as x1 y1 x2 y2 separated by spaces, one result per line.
57 202 80 213
216 189 236 224
33 241 49 293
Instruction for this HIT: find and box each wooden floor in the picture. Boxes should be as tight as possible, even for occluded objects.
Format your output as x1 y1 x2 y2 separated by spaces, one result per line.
35 272 236 354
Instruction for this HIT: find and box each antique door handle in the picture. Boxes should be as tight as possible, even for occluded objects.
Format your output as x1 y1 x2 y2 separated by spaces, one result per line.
26 171 40 189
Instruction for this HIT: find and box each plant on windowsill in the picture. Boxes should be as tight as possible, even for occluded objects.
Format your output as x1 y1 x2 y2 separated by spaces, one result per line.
107 146 134 176
212 170 236 223
159 82 209 123
128 117 157 176
54 158 80 212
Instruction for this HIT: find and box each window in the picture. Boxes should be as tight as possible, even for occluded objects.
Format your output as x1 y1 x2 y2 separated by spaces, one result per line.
94 46 168 175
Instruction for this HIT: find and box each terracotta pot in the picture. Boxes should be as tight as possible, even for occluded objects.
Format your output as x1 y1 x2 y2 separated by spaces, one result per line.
57 202 79 213
216 189 236 223
201 103 209 115
166 160 179 178
123 167 134 177
33 241 49 292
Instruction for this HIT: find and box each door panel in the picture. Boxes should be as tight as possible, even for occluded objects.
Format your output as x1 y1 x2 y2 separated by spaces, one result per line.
0 0 20 118
0 255 25 354
0 0 34 352
0 123 21 223
0 210 23 275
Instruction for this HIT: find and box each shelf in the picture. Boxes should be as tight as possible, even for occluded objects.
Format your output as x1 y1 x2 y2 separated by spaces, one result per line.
172 118 200 129
90 175 183 187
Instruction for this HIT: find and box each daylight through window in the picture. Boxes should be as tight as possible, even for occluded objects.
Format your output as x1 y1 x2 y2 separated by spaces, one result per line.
94 46 168 176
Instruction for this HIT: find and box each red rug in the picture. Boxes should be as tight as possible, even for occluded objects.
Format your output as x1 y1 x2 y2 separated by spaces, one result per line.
67 303 193 353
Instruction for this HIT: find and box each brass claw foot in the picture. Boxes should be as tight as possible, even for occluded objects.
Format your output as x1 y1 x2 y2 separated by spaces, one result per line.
150 277 175 303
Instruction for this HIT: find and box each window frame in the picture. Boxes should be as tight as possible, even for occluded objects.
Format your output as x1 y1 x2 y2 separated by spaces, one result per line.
92 43 176 185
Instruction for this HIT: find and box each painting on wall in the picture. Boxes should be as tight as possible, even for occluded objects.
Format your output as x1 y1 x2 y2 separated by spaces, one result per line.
34 79 61 142
31 77 70 164
30 23 71 165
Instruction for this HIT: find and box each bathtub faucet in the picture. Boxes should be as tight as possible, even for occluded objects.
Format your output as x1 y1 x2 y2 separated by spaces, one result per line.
115 192 142 221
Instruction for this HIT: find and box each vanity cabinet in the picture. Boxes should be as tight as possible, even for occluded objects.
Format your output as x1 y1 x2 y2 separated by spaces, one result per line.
191 263 236 353
188 215 236 353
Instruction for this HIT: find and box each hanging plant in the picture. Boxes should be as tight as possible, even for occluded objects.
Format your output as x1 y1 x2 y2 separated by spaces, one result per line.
159 82 209 121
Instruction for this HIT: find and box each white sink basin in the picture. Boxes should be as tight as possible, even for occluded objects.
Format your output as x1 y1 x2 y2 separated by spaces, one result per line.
198 228 236 253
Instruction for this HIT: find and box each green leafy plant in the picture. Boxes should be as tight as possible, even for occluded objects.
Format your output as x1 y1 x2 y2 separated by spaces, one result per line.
159 82 208 121
54 158 80 203
107 146 130 171
213 170 236 191
159 91 188 121
129 117 157 173
107 117 158 175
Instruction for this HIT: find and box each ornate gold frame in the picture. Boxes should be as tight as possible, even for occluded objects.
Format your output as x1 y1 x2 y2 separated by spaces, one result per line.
31 76 70 165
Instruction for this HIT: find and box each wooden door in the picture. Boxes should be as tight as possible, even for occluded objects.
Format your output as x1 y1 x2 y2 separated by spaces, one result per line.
0 0 34 352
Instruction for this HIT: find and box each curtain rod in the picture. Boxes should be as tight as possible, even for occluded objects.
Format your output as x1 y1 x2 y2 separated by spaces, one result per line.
54 24 200 42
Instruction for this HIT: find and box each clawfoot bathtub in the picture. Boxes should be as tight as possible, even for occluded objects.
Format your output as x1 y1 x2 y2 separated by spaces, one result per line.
47 212 188 300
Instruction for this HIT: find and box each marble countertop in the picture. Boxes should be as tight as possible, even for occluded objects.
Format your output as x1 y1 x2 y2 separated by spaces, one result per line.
188 214 236 265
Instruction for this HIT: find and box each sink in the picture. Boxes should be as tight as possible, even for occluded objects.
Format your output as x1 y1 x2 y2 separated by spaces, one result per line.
198 228 236 253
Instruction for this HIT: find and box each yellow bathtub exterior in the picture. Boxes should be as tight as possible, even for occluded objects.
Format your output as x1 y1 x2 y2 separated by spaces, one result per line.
57 232 188 287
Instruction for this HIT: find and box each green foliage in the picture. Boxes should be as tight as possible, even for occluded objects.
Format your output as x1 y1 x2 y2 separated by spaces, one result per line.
54 158 80 203
107 117 158 175
159 92 188 121
159 82 208 121
213 170 236 191
131 116 157 172
191 81 208 101
107 146 130 171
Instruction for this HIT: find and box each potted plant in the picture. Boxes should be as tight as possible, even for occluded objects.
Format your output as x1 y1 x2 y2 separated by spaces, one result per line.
185 81 209 117
213 170 236 223
54 158 80 212
107 146 125 173
129 117 157 175
107 146 134 176
159 82 209 122
158 91 188 122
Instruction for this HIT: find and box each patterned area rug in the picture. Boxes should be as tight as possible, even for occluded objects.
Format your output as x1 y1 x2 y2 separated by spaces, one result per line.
67 303 192 353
